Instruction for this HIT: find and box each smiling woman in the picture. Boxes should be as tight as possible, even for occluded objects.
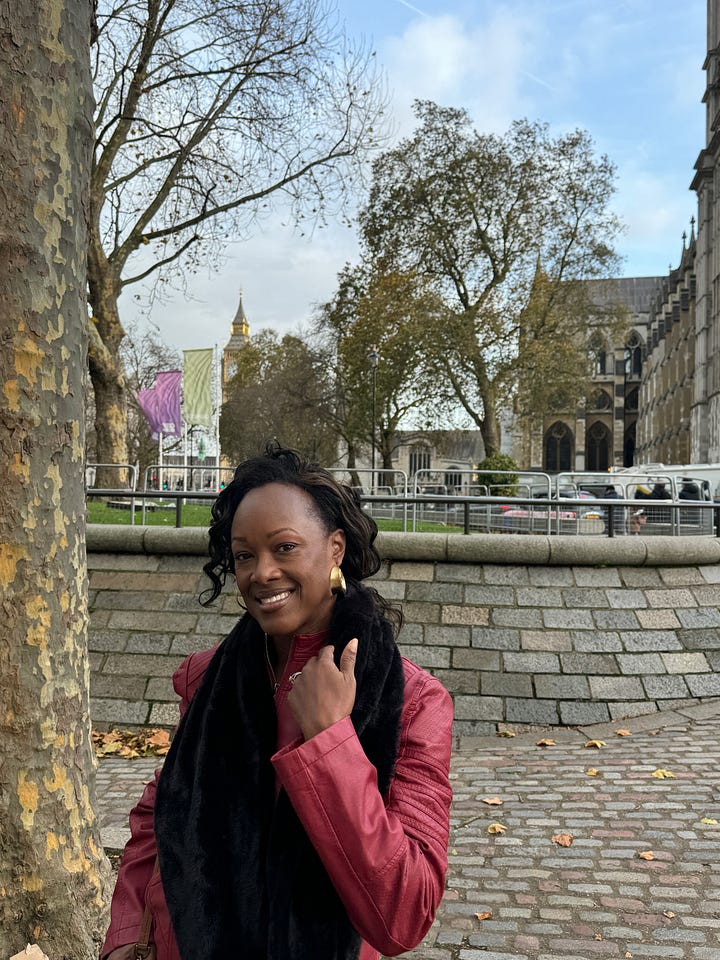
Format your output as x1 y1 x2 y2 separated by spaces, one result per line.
101 445 454 960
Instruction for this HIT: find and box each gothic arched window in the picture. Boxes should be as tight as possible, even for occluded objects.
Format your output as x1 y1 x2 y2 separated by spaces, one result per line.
624 332 643 379
589 335 608 376
586 420 611 471
589 389 612 411
544 421 574 472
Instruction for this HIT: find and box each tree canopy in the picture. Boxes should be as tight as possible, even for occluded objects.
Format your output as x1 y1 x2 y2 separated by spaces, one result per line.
220 330 337 464
315 263 451 478
359 101 624 455
88 0 387 480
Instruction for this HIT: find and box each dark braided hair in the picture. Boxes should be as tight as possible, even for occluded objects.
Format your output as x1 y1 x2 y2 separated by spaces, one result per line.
201 445 402 635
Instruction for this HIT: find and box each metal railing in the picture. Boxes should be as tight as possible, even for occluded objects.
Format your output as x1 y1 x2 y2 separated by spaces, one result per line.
85 487 720 536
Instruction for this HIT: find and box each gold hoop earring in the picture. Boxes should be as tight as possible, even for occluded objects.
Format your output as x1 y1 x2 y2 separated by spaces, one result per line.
329 564 346 597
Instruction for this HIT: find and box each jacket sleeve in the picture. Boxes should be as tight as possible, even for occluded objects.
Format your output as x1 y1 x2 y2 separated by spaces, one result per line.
100 654 195 958
271 670 453 957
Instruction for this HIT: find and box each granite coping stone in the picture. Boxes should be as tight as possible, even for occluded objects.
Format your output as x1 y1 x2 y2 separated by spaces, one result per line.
87 525 720 567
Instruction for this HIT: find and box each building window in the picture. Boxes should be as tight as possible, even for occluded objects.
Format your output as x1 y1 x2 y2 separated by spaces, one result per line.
586 420 610 471
544 421 573 472
589 336 607 376
444 467 463 492
624 332 643 379
624 421 636 468
409 445 431 477
625 387 639 412
589 389 612 411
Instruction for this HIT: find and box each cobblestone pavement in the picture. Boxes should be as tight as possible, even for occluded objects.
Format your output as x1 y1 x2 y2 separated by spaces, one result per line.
97 701 720 960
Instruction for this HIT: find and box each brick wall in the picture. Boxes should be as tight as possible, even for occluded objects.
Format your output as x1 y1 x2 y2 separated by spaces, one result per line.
88 526 720 736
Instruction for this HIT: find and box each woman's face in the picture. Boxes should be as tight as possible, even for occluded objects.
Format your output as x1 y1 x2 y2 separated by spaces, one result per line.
230 482 346 640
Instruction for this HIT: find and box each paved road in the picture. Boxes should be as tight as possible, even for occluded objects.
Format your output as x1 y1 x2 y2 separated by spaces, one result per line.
97 701 720 959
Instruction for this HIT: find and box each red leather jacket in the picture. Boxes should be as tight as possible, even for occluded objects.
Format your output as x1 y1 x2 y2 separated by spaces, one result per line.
102 639 453 960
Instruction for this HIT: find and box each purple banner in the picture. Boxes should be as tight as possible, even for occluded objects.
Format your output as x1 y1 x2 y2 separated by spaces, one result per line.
136 369 182 439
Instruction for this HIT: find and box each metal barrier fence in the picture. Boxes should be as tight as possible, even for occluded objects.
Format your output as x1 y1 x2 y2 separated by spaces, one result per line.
85 488 720 536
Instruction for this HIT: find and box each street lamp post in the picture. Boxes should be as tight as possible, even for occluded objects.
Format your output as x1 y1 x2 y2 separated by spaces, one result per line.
368 345 380 494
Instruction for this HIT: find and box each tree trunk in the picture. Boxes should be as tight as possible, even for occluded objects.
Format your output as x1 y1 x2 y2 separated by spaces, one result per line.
87 239 129 488
479 391 501 459
0 1 111 957
346 442 361 489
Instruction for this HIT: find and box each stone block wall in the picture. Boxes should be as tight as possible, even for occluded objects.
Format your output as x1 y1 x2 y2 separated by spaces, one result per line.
87 527 720 736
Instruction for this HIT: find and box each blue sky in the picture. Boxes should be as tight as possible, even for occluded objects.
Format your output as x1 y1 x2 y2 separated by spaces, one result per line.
125 0 706 352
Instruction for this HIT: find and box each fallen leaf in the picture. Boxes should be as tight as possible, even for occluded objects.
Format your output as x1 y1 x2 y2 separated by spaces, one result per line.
487 823 507 835
586 768 599 776
637 850 655 860
551 833 574 847
594 934 603 941
663 910 675 919
625 953 633 958
651 769 675 779
146 729 171 747
497 730 516 738
482 797 503 806
584 739 606 749
615 729 632 736
536 738 556 746
93 727 173 759
475 911 493 922
700 818 718 825
451 848 457 855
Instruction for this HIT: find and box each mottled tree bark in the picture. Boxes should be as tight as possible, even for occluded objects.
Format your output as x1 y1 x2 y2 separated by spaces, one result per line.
0 1 111 957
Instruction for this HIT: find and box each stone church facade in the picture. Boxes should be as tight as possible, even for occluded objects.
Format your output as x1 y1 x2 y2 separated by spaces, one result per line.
518 0 720 473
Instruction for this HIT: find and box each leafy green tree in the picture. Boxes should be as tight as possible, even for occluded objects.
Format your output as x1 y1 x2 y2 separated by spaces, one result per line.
88 0 387 483
316 264 448 477
220 331 337 464
360 101 623 456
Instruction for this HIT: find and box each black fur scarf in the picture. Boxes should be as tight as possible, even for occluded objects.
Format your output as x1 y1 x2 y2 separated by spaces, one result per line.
154 580 405 960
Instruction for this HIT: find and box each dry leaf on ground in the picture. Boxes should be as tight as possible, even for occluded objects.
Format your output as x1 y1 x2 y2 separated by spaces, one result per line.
93 727 172 759
651 768 675 779
487 823 507 835
637 850 655 860
664 910 675 918
551 833 574 847
497 730 516 738
536 738 556 747
482 797 503 806
475 911 493 922
584 739 606 749
586 768 599 776
700 817 718 825
615 729 632 736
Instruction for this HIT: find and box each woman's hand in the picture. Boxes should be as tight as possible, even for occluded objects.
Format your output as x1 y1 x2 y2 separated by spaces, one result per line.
288 638 358 740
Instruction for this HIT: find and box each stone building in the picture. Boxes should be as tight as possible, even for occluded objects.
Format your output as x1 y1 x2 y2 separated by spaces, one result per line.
636 234 697 463
688 0 720 462
514 277 662 473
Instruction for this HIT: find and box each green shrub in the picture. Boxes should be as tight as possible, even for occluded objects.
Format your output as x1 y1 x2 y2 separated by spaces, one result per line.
474 452 520 498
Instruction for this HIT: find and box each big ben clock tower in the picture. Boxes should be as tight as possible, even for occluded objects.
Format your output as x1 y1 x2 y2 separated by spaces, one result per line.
223 288 250 388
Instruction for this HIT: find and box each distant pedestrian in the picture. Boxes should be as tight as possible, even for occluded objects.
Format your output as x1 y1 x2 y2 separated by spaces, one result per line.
602 484 625 536
647 481 672 524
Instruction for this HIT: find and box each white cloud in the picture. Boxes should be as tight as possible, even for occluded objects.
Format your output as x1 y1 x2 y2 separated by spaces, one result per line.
380 10 540 134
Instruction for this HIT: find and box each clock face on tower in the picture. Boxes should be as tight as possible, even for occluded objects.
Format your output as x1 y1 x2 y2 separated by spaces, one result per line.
226 360 237 380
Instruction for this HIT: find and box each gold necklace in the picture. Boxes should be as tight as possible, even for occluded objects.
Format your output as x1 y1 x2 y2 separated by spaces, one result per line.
264 633 279 693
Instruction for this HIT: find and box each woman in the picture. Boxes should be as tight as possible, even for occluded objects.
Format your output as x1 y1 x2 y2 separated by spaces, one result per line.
102 446 454 960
